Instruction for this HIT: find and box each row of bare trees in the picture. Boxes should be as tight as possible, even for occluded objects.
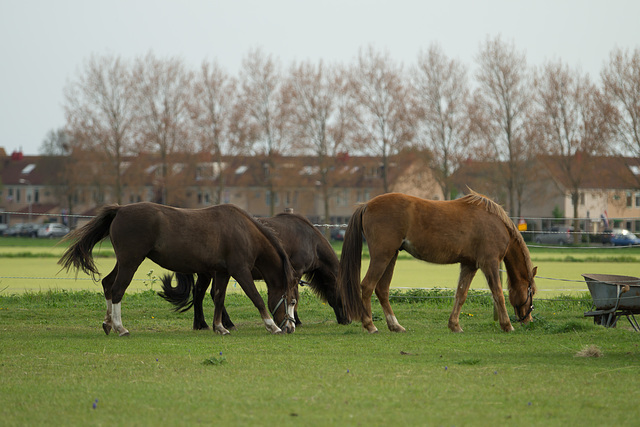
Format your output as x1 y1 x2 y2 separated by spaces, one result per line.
55 36 640 220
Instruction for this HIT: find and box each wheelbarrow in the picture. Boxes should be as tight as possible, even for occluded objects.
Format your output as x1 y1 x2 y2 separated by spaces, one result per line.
582 274 640 332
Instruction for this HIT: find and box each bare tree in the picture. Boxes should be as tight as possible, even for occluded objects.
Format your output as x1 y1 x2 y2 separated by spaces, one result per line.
64 54 136 204
411 43 471 200
349 45 414 193
133 52 193 205
40 128 71 156
238 47 291 215
188 59 240 204
474 36 533 216
534 60 617 241
601 47 640 156
287 60 356 227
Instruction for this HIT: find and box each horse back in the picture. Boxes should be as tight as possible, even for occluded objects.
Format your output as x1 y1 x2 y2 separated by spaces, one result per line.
363 193 510 264
108 203 283 273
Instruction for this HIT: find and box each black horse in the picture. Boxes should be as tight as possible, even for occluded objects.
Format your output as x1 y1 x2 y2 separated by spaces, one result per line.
159 211 351 329
58 202 298 336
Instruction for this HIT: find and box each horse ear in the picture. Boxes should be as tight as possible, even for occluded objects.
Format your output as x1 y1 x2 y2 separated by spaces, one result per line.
531 266 538 278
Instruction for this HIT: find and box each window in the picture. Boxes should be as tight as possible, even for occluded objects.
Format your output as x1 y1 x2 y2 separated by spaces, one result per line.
266 191 279 207
627 191 633 208
635 192 640 208
336 190 350 207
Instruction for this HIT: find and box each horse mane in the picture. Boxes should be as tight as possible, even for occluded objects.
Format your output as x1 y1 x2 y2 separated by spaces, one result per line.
461 191 534 278
272 212 339 301
234 208 296 287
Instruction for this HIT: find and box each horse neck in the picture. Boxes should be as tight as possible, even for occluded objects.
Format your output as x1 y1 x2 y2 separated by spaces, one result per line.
256 249 284 282
502 237 531 289
255 245 292 295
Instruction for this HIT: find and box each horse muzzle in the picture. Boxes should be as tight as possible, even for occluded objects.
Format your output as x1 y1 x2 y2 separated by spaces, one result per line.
273 295 296 334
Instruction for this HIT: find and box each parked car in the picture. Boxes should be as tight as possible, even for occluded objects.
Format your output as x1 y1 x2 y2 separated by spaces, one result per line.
20 224 41 237
3 223 39 237
535 226 580 245
601 228 626 245
37 223 70 238
330 228 346 241
610 229 640 246
0 224 7 235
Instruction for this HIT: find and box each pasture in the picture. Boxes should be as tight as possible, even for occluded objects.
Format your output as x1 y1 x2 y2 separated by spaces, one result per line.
1 237 640 425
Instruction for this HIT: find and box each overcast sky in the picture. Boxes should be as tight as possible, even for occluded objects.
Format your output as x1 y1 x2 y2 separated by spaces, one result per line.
1 0 639 155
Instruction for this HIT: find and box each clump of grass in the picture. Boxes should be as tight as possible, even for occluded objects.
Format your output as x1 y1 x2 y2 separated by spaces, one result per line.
457 358 481 366
202 355 226 366
575 344 603 358
551 320 593 333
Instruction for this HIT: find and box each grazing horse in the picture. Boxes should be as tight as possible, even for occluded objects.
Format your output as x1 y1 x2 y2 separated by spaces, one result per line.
158 212 350 329
58 202 298 336
338 192 537 333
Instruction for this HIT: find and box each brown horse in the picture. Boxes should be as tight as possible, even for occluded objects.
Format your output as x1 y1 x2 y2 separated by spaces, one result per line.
58 202 298 336
159 212 350 329
339 192 537 333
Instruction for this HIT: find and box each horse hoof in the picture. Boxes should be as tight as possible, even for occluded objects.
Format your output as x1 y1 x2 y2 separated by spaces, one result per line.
102 323 112 335
118 330 130 337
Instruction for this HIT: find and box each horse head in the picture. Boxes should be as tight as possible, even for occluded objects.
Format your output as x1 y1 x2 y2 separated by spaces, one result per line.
268 284 298 334
509 266 537 323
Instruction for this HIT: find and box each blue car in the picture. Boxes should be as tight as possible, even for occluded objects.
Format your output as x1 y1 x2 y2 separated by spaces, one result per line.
611 230 640 246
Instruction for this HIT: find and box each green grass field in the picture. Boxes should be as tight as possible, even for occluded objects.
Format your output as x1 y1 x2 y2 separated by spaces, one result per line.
1 237 639 297
0 290 638 426
1 238 640 425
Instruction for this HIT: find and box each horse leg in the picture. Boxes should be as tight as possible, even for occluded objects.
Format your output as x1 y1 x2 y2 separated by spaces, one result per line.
293 283 301 325
101 264 118 335
211 271 232 335
360 252 398 333
448 263 478 333
193 274 211 330
483 264 514 332
231 267 282 334
374 252 405 333
108 260 141 337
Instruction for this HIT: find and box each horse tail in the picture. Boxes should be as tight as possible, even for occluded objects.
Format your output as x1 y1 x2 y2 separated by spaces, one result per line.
58 205 120 281
338 203 367 321
157 273 195 313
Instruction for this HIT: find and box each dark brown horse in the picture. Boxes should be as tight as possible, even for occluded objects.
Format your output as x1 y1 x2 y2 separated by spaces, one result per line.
158 212 349 329
58 202 298 336
339 192 537 333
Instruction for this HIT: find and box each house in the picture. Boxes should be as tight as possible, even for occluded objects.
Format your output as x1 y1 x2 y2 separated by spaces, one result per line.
0 148 443 228
451 155 640 234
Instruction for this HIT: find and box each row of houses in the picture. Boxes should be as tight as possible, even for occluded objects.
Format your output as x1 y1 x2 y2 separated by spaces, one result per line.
1 146 639 234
